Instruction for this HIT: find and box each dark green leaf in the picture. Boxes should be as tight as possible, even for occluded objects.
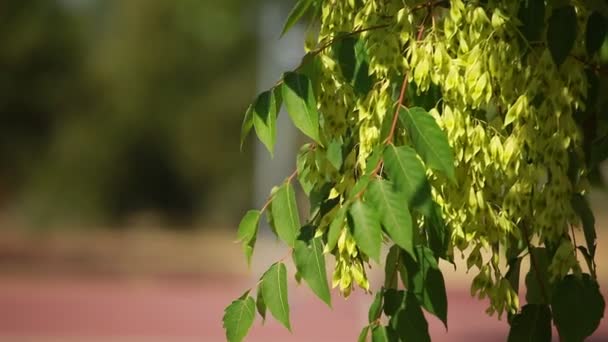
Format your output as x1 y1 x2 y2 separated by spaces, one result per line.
253 89 280 156
525 247 551 305
399 107 456 182
406 81 442 111
327 140 343 170
294 233 332 306
296 144 315 195
571 194 597 257
261 262 291 331
368 290 384 323
384 245 401 289
282 72 321 144
358 326 370 342
552 274 605 341
403 246 448 328
586 11 607 56
371 325 389 342
240 105 254 151
366 180 415 258
505 257 523 295
348 200 383 262
388 291 431 342
383 145 433 215
547 6 577 66
426 203 450 261
256 285 266 322
507 304 552 342
223 296 256 342
271 183 301 247
281 0 314 37
334 37 372 95
518 0 546 42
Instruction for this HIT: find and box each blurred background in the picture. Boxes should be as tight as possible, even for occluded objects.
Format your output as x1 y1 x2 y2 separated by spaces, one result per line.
0 1 605 341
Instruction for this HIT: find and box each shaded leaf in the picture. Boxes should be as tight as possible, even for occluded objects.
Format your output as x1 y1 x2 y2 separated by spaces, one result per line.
507 304 552 342
386 290 431 342
403 246 448 327
399 107 456 182
505 257 523 295
571 194 597 257
333 37 372 95
384 245 401 290
366 180 415 258
518 0 545 42
348 200 382 262
426 203 450 261
261 262 291 331
525 247 551 305
223 296 256 342
282 72 321 143
240 105 254 151
586 11 607 56
552 274 605 341
547 6 577 66
271 183 301 247
383 145 433 215
256 285 266 322
294 232 332 306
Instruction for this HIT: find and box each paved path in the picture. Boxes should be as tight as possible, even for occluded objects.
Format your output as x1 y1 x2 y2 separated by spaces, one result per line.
0 275 606 342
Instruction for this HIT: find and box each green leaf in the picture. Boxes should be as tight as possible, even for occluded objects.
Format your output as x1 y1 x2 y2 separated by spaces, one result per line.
253 89 280 156
403 246 448 328
271 183 301 247
386 290 431 342
586 11 607 56
399 107 456 182
358 326 370 342
571 194 597 257
518 0 545 43
525 247 551 305
547 6 578 66
384 245 401 289
256 286 266 322
333 37 372 95
406 81 442 112
281 0 314 37
261 262 291 331
552 274 605 341
348 200 382 262
371 325 389 342
326 206 346 253
383 145 433 215
293 232 332 306
366 180 414 258
425 203 450 261
223 296 256 342
282 72 321 144
505 257 523 295
507 304 552 342
368 290 384 323
240 105 254 151
237 210 261 243
326 140 343 170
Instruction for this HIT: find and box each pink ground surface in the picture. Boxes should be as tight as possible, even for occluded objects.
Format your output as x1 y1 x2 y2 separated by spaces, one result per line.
0 275 606 342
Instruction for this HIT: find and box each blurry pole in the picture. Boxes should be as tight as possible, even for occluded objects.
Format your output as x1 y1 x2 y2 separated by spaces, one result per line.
255 1 304 233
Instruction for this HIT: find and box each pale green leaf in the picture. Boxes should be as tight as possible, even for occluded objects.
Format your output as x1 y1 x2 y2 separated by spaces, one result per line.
223 296 256 342
348 200 382 262
383 145 433 215
326 140 343 170
366 180 414 259
271 183 301 247
294 233 332 306
237 210 260 243
261 262 291 331
282 72 321 144
399 107 456 182
371 325 389 342
326 206 346 253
